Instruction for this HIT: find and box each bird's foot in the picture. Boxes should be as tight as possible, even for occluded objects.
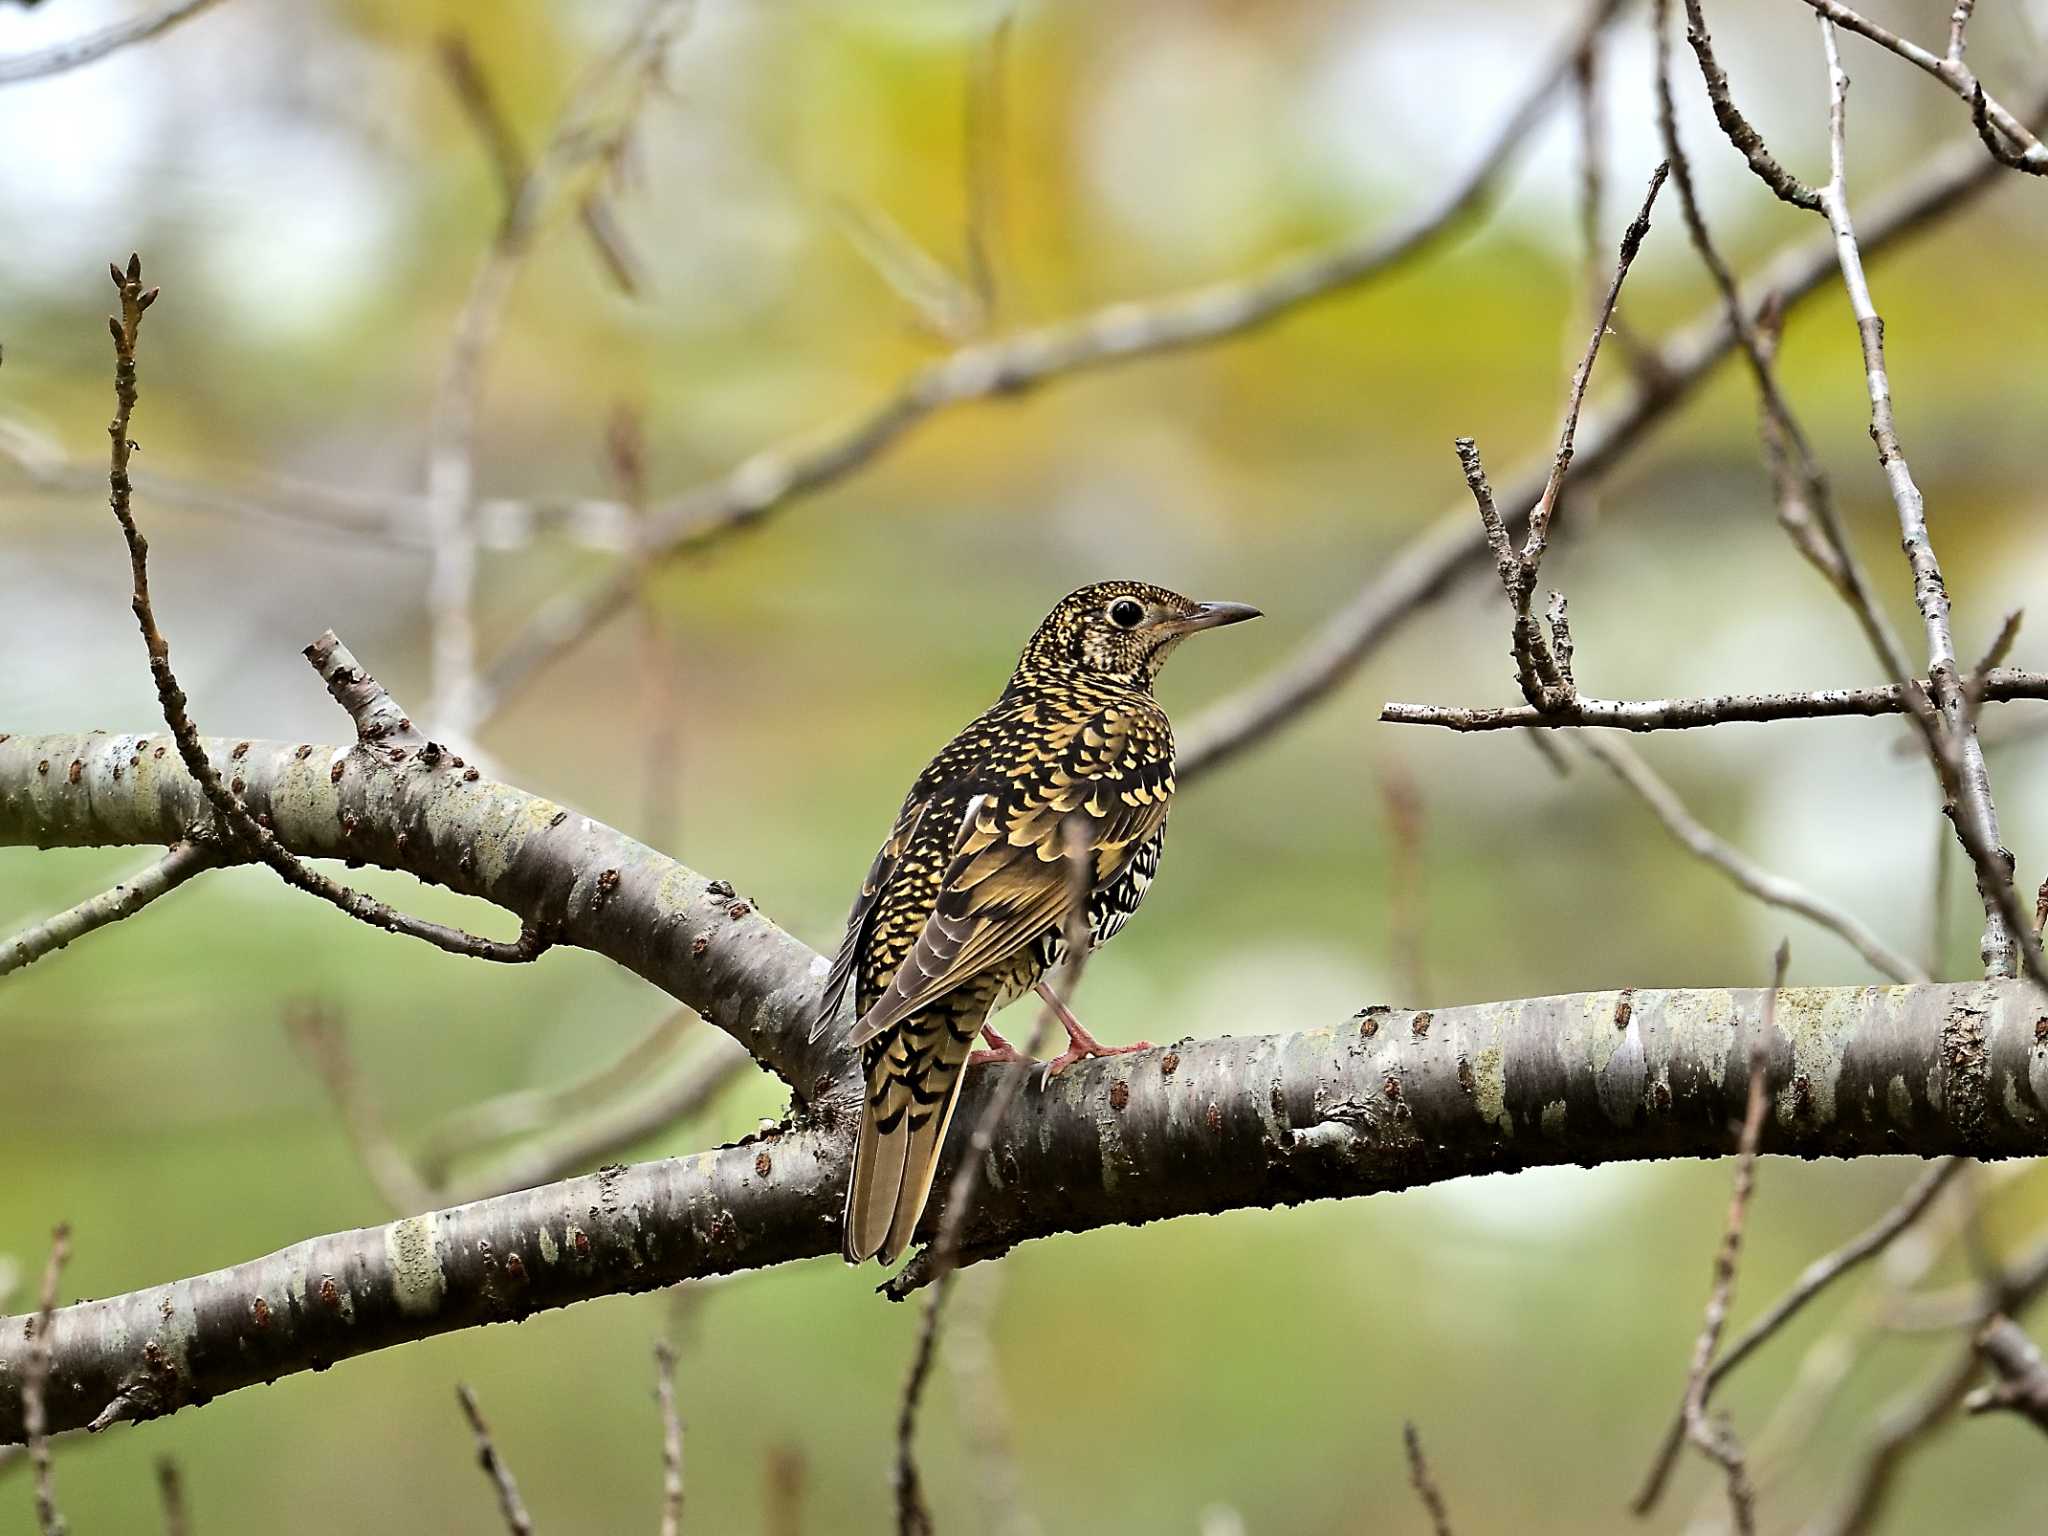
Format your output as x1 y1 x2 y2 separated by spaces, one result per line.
968 1023 1036 1068
1043 1020 1154 1078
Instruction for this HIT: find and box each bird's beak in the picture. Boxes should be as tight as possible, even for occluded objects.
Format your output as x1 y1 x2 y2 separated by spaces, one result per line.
1165 600 1263 635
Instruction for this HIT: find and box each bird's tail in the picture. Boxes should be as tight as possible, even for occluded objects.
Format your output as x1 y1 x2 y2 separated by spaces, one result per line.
843 1015 975 1265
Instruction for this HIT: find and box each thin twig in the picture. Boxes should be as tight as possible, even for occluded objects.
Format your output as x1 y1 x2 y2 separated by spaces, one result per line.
962 3 1017 328
98 258 550 964
417 1006 698 1185
1655 0 1913 684
943 1267 1038 1536
426 0 697 739
1965 1316 2048 1432
1381 671 2048 731
1379 761 1430 1001
1520 160 1669 594
0 0 226 85
0 841 222 978
1676 941 1788 1536
1579 735 1924 982
24 1225 70 1536
1800 1336 1982 1536
1403 1421 1456 1536
284 1002 438 1214
1457 162 1668 712
1183 94 2044 781
456 1384 535 1536
443 1033 747 1204
1678 0 1821 208
1633 1156 1963 1512
156 1456 189 1536
655 1342 685 1536
893 823 1092 1535
1814 19 2046 991
609 404 685 852
474 0 1628 722
1794 0 2048 172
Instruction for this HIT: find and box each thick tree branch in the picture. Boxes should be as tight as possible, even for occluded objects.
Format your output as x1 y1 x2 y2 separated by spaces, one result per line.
0 726 845 1097
2 980 2042 1445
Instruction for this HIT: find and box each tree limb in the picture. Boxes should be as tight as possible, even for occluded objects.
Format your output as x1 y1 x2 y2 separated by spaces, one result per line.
0 725 845 1097
2 979 2041 1445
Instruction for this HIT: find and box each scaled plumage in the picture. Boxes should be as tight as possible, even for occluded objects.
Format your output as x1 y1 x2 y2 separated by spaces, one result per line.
818 581 1260 1265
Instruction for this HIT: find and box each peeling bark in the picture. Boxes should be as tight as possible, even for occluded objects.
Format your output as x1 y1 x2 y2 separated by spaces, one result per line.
2 979 2042 1444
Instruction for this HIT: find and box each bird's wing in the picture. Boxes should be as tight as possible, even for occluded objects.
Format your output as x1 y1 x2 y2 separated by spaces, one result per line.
846 704 1173 1048
811 790 933 1042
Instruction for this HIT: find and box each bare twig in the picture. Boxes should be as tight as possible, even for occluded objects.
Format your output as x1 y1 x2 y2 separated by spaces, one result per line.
417 1006 698 1185
1403 1421 1456 1536
284 1002 438 1215
436 35 527 209
156 1456 189 1536
24 1225 69 1536
1678 0 1821 208
893 823 1091 1534
456 1384 535 1536
1814 20 2045 991
609 404 685 852
655 1342 685 1536
426 0 697 739
1379 761 1430 1001
962 3 1017 327
765 1445 806 1536
1801 1336 1982 1536
0 0 226 85
303 630 425 749
1520 161 1669 597
1948 0 1978 65
1381 671 2048 732
442 1032 747 1205
1633 1156 1963 1512
1579 735 1924 982
475 0 1627 722
1655 0 1912 684
1183 101 2038 781
0 841 221 978
99 259 549 964
1453 162 1666 713
943 1267 1037 1536
1673 942 1786 1536
1795 0 2048 172
1965 1316 2048 1433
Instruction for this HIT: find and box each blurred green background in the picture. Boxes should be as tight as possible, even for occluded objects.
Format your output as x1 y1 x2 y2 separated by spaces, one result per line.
4 0 2047 1531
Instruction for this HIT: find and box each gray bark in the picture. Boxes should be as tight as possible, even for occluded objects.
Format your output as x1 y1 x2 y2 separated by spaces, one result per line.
1 976 2042 1443
5 730 2046 1444
0 729 850 1098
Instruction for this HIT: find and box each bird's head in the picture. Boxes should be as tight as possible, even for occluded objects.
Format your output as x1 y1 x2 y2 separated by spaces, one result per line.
1017 581 1261 688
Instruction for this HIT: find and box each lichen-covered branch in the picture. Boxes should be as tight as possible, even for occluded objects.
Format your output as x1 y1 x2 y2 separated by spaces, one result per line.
0 728 847 1097
1 979 2040 1445
0 840 220 978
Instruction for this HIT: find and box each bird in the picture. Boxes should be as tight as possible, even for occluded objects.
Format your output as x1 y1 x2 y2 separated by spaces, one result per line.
815 580 1261 1265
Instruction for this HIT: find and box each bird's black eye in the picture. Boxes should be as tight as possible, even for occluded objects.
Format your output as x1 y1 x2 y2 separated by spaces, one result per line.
1108 598 1145 629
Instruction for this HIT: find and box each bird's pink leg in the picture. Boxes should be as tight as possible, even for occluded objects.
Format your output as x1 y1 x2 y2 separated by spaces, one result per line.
968 1021 1035 1068
1035 981 1153 1076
